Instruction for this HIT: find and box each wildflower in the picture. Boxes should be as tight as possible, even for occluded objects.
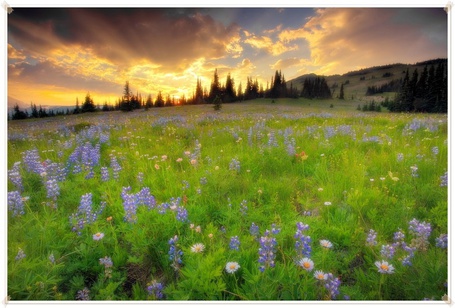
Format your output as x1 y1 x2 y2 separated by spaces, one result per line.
229 158 241 172
154 164 160 170
380 244 396 259
208 233 213 239
408 218 432 250
190 159 197 165
380 177 386 181
46 179 60 201
318 188 323 192
161 155 168 161
388 171 399 181
147 280 164 299
99 256 113 268
250 222 259 237
324 273 341 299
168 235 183 271
295 151 308 161
49 253 55 264
393 229 405 245
396 153 404 162
15 248 26 261
69 193 104 235
298 257 314 271
176 206 188 223
229 236 240 251
324 201 332 206
8 191 25 217
8 162 23 191
258 230 278 272
106 216 113 222
100 167 110 182
195 225 201 233
137 172 144 184
435 234 448 249
215 166 219 170
176 158 183 163
320 239 333 249
76 288 90 300
366 229 377 246
431 146 439 156
93 232 104 241
314 270 328 280
225 261 240 274
375 260 395 274
295 222 311 258
440 171 448 187
190 243 205 253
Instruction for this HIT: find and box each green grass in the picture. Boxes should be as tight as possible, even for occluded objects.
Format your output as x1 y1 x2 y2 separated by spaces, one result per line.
7 99 448 301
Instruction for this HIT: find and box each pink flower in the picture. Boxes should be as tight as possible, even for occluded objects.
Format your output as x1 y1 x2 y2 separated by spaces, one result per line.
93 232 104 241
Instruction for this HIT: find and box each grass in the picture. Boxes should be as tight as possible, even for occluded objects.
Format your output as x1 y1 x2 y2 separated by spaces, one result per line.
7 99 448 301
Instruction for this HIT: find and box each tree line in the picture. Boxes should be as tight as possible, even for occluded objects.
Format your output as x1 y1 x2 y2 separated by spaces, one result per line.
384 62 447 113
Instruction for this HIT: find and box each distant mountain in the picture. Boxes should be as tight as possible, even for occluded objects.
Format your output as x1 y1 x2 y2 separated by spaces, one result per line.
287 58 447 100
7 96 28 109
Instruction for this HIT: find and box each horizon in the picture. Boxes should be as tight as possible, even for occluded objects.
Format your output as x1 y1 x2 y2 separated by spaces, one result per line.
7 7 448 107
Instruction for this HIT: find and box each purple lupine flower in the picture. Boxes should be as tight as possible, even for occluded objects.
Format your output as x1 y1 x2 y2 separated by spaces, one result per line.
15 248 26 261
76 288 90 300
436 234 448 249
176 206 188 223
121 187 139 223
101 167 110 182
380 244 396 259
409 218 432 250
258 229 278 272
431 146 439 156
250 222 259 237
393 229 406 246
168 235 183 271
397 153 404 162
267 131 278 147
366 229 377 246
99 256 113 268
137 187 156 210
229 158 241 172
324 273 341 299
8 162 23 191
22 149 45 174
240 200 248 216
69 193 104 235
199 177 207 185
182 180 190 191
271 223 281 235
229 236 241 251
8 191 25 217
295 222 311 258
110 154 122 180
46 179 60 201
440 172 448 187
49 253 55 264
147 280 164 299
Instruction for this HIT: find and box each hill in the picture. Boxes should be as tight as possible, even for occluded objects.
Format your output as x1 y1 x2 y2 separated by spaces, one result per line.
287 58 447 102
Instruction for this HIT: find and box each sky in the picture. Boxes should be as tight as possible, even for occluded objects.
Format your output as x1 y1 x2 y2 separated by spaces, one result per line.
7 7 448 107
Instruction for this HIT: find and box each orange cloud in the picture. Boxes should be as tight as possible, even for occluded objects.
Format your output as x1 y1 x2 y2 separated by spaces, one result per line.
244 35 297 56
301 8 447 75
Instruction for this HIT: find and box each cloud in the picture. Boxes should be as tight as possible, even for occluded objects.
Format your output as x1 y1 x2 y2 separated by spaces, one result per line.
8 44 26 61
270 58 304 70
244 35 298 56
301 8 447 74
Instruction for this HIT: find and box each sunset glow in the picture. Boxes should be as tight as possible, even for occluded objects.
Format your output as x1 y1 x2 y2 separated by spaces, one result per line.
7 7 447 107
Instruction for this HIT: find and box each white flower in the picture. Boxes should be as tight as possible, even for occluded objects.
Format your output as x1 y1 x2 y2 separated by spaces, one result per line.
314 270 327 280
298 258 314 271
93 232 105 241
318 188 324 192
375 260 395 274
190 243 205 253
324 201 332 206
320 239 333 249
225 261 240 274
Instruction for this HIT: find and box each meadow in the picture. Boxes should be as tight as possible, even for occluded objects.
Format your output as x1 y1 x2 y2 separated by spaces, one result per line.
7 99 448 301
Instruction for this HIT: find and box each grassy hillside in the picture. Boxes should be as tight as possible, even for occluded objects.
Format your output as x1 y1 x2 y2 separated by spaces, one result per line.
288 59 447 104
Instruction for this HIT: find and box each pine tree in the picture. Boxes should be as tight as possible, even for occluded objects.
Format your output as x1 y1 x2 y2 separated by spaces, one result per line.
145 94 153 109
30 103 38 118
82 92 96 112
224 73 236 103
209 69 221 103
339 83 345 99
155 91 164 107
74 98 81 114
120 81 133 111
